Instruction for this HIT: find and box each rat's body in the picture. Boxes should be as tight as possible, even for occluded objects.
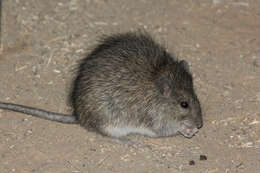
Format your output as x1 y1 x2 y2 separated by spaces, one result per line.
0 31 202 138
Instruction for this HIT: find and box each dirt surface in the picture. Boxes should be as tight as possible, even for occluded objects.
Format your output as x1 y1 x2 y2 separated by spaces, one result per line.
0 0 259 173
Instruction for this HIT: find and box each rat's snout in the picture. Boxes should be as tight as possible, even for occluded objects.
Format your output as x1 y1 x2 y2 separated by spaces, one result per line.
192 106 203 129
195 117 203 129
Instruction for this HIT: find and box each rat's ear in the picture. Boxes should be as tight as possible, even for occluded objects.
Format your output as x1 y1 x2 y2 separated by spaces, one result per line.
156 77 171 97
180 60 190 74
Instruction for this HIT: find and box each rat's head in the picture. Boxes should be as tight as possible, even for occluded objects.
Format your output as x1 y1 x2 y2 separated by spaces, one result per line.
156 60 203 138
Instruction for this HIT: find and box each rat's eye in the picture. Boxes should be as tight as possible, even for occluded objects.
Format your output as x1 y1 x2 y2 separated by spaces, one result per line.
180 101 189 108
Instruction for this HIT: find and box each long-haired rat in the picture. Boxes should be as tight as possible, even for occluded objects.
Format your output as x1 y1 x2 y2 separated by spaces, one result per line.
0 31 203 139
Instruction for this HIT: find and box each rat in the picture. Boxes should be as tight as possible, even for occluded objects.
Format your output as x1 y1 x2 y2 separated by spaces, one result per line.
0 31 203 139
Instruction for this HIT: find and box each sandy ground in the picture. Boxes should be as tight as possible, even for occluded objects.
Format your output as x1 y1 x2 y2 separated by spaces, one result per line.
0 0 259 173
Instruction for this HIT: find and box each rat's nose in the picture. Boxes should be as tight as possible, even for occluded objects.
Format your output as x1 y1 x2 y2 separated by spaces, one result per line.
196 119 203 129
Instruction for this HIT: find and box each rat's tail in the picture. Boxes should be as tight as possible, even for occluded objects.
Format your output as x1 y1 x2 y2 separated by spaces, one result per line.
0 102 77 124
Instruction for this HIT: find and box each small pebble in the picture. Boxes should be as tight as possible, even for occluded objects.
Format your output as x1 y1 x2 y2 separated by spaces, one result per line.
189 160 195 165
200 155 207 161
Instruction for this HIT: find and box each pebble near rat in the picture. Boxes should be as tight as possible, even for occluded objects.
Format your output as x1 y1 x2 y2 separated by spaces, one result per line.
0 31 203 139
